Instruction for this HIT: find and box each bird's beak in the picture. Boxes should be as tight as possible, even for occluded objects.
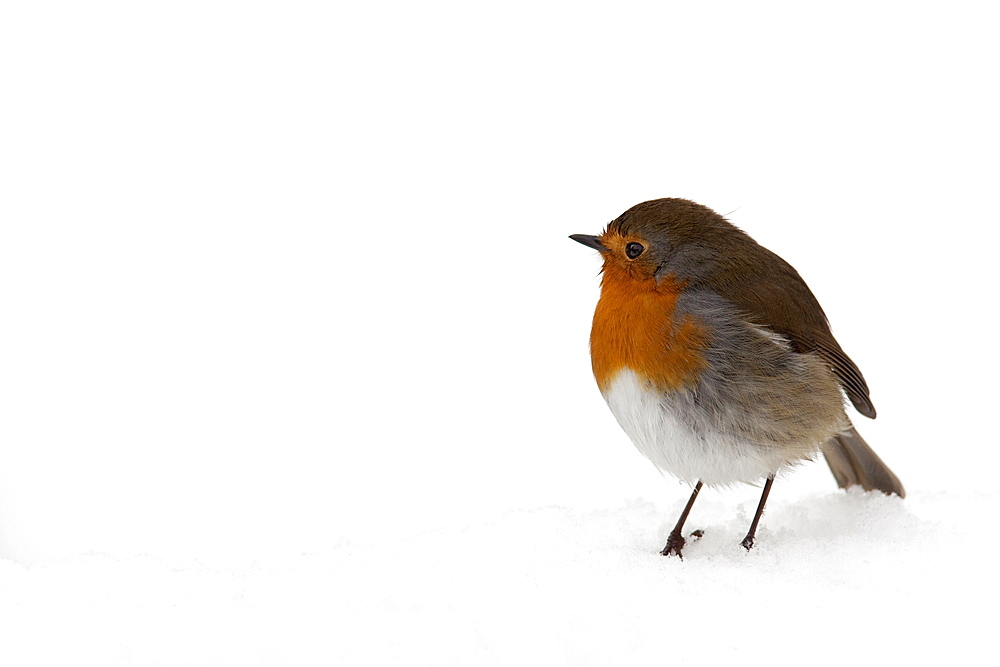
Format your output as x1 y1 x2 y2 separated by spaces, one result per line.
569 234 607 252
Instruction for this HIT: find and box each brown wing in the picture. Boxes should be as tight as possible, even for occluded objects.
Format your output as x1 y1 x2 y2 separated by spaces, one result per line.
707 243 877 419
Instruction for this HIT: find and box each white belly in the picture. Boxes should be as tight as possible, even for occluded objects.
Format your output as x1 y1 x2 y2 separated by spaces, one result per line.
601 368 793 486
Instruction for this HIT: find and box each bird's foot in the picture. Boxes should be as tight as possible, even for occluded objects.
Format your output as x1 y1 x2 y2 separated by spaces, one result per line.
660 530 686 558
661 529 704 558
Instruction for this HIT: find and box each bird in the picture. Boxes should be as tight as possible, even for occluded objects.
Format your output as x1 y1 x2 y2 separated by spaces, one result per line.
570 198 904 557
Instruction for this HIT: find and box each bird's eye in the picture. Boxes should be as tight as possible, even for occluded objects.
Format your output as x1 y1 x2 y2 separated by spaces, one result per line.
625 242 644 259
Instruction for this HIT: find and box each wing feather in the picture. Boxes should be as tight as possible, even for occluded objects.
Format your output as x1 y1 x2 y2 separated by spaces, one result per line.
706 243 877 419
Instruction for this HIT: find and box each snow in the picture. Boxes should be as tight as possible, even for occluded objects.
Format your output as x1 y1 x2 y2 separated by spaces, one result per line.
1 489 993 665
2 1 998 665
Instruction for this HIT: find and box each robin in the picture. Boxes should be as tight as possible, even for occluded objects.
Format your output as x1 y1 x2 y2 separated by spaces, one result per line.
571 198 904 557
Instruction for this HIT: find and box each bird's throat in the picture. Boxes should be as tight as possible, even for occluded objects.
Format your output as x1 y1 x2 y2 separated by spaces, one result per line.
590 269 707 393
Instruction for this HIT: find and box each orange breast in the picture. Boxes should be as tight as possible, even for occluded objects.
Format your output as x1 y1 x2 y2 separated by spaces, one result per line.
590 266 708 393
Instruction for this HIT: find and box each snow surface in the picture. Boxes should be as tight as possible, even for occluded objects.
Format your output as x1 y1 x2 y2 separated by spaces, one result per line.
1 488 995 665
2 1 999 665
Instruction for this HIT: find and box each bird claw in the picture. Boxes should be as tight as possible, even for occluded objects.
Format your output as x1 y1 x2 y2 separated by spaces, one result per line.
660 531 686 558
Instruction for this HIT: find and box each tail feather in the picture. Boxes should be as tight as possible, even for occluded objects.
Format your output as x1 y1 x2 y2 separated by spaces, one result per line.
822 426 905 498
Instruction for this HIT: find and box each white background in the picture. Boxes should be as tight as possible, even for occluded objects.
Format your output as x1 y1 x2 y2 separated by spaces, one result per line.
1 1 997 664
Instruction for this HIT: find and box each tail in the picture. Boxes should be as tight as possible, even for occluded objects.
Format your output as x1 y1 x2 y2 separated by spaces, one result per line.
821 426 905 498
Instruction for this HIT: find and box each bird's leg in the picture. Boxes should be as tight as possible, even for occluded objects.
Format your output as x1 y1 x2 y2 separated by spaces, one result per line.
740 476 774 551
661 481 703 558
